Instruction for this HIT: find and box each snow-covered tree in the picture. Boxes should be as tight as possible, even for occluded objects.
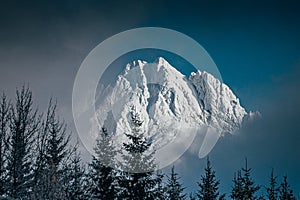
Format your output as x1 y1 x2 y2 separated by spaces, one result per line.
62 143 86 200
165 166 186 200
118 110 158 200
153 170 165 200
88 127 119 200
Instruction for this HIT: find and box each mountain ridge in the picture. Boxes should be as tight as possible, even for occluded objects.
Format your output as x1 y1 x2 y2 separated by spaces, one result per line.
95 57 251 154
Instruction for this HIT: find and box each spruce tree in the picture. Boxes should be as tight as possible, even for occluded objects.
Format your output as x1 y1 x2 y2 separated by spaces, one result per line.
165 166 186 200
6 87 40 199
88 127 119 200
197 157 224 200
278 176 295 200
231 159 260 200
153 170 165 200
231 171 244 200
242 159 260 199
0 93 10 195
32 99 71 199
266 168 278 200
63 144 86 200
119 110 158 200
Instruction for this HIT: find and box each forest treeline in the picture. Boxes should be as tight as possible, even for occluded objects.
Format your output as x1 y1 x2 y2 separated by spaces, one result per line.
0 86 298 200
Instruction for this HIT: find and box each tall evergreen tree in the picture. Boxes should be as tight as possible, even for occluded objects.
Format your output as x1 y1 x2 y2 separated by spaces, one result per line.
231 171 244 200
32 99 71 199
266 168 278 200
241 159 260 199
165 166 186 200
119 109 158 200
6 87 40 199
197 157 224 200
88 127 119 200
63 143 86 200
153 170 166 200
231 159 260 200
0 93 10 195
278 176 295 200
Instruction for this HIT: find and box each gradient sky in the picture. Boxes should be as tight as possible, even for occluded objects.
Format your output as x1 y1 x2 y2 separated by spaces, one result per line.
0 0 299 197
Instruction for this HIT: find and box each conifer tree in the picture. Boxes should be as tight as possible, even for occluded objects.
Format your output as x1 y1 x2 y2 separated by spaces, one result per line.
241 159 260 199
278 176 295 200
197 157 224 200
165 166 186 200
231 159 260 200
6 87 40 199
266 168 278 200
0 93 10 195
154 170 165 200
119 109 158 200
88 127 119 200
231 171 244 200
62 142 86 200
32 99 71 199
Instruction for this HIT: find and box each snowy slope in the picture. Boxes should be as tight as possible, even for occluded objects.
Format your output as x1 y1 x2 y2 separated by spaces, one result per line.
95 57 249 153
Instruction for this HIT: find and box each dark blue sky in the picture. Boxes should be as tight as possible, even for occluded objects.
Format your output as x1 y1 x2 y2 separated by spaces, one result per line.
0 0 299 197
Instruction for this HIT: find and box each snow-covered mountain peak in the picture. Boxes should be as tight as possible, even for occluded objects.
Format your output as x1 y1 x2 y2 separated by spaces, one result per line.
95 57 250 159
155 56 168 65
124 60 147 74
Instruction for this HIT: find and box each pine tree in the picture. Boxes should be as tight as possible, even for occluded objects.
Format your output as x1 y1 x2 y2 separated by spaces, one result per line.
266 168 278 200
242 159 260 199
0 93 10 195
197 157 224 200
278 176 295 200
88 127 119 200
165 166 186 200
6 87 40 199
153 170 165 200
231 171 244 200
32 99 71 199
231 159 260 200
63 143 86 200
119 109 158 200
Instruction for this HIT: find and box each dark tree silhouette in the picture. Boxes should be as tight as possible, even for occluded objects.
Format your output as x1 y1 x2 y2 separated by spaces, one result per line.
242 159 260 199
165 166 186 200
231 171 244 200
197 157 225 200
231 159 260 200
0 93 10 195
32 99 71 199
6 87 40 199
278 176 295 200
266 168 278 200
